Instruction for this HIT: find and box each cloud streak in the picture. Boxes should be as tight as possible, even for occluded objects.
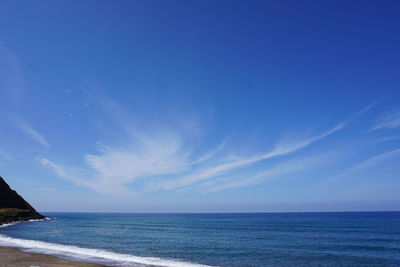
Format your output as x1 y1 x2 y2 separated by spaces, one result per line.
154 122 345 191
202 152 334 193
40 158 77 181
39 92 379 195
14 119 49 147
371 110 400 131
39 157 133 195
352 148 400 171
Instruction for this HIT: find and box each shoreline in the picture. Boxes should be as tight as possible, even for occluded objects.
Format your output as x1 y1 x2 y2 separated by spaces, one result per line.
0 219 109 267
0 245 108 267
0 217 50 227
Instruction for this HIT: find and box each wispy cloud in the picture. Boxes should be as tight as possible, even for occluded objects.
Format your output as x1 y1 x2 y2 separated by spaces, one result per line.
352 148 400 170
40 89 197 195
86 133 190 184
190 133 234 165
40 158 76 181
353 100 381 118
40 92 377 195
14 119 49 147
39 157 133 195
372 136 400 143
41 126 236 195
202 152 335 193
151 101 378 192
371 110 400 131
153 123 345 191
40 130 193 195
151 113 367 193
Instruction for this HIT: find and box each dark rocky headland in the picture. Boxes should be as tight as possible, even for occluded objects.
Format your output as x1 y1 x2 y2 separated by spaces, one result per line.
0 176 44 225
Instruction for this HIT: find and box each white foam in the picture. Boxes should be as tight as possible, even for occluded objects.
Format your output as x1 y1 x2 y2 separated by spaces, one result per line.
0 222 17 228
0 217 51 228
28 217 52 222
0 234 215 267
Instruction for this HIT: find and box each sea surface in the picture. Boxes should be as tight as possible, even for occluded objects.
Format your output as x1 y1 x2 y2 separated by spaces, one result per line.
1 212 400 267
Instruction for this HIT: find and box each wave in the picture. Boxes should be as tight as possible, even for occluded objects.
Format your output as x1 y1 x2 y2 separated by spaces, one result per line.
0 222 17 228
28 217 52 222
0 217 51 228
0 233 215 267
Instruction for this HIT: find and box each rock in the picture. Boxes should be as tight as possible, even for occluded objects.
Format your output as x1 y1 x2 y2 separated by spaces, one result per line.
0 176 44 225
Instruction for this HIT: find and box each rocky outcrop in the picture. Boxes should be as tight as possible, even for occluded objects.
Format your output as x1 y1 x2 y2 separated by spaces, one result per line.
0 176 44 225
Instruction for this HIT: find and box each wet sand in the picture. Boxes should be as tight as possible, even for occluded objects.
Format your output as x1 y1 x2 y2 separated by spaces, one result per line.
0 246 107 267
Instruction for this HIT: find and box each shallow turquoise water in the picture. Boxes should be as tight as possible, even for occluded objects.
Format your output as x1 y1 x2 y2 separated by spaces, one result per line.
1 212 400 266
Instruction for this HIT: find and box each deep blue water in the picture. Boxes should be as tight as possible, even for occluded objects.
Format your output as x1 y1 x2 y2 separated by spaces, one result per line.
1 212 400 266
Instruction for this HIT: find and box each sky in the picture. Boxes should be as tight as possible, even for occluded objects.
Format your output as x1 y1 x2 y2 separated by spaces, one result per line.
0 0 400 212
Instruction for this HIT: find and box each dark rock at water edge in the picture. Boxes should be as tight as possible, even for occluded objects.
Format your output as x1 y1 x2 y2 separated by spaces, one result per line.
0 176 44 225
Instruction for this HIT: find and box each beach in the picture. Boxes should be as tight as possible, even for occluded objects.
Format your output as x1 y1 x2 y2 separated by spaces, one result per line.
0 246 106 267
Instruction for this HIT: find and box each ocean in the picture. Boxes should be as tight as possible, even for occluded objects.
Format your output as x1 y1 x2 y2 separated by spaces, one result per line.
0 212 400 266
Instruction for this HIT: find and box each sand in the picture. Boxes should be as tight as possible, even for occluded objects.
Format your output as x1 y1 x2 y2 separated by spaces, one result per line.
0 246 107 267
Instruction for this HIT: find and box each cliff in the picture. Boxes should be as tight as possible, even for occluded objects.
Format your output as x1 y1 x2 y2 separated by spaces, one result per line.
0 176 44 225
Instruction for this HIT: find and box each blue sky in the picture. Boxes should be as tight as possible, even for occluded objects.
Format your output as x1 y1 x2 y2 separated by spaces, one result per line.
0 0 400 212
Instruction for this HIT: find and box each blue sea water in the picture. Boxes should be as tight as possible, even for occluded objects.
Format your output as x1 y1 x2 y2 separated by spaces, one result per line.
1 212 400 266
